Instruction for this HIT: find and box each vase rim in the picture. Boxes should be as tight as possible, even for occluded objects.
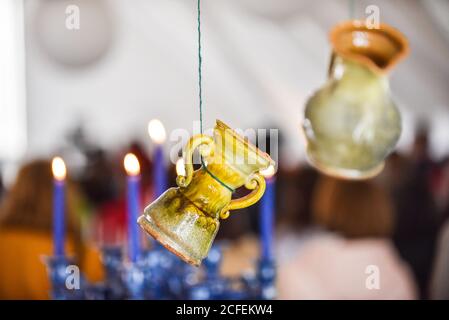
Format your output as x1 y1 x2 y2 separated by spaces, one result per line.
215 119 274 168
305 149 385 180
329 20 409 74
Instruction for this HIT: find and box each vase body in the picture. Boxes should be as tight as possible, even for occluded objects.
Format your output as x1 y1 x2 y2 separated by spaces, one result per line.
138 120 273 266
302 20 409 179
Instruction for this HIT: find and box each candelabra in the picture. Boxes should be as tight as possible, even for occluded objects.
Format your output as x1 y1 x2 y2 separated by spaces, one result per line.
45 242 276 300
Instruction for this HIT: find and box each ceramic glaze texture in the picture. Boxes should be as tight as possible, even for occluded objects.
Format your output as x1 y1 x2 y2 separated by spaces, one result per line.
138 120 274 266
303 20 409 179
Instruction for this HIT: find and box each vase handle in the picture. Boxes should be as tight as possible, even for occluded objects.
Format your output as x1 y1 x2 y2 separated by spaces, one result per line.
219 173 266 219
176 134 215 188
328 52 337 78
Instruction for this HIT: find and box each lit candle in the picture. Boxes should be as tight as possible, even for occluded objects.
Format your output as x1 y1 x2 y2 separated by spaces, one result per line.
124 153 142 262
176 157 186 178
260 165 276 260
52 157 67 257
148 119 167 198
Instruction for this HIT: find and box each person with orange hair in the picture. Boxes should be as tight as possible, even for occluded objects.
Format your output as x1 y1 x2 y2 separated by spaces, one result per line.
277 176 417 299
0 159 103 299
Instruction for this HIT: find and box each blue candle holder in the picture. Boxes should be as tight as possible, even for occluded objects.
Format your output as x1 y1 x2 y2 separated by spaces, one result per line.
46 242 277 300
123 261 145 300
257 258 277 300
101 246 126 299
44 255 85 300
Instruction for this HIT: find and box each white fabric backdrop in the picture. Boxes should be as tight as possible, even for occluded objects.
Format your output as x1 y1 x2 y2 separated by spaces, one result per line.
19 0 449 168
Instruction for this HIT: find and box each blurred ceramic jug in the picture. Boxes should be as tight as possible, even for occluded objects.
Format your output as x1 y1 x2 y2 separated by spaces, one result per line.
138 120 274 266
302 20 409 179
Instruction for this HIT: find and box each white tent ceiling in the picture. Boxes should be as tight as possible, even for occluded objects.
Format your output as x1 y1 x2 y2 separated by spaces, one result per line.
21 0 449 165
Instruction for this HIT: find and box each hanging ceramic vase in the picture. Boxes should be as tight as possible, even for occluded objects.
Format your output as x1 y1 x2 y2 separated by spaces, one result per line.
302 20 409 179
138 120 274 266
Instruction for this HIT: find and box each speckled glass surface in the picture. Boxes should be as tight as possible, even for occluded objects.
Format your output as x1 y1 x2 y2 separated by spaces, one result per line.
138 120 274 266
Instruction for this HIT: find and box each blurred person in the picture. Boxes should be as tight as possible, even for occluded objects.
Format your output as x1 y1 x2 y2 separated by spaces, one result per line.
430 219 449 300
276 166 319 265
0 159 103 299
410 125 432 164
376 152 410 195
277 176 417 299
429 158 449 300
91 143 154 246
80 148 119 207
392 127 439 299
81 148 126 245
432 157 449 223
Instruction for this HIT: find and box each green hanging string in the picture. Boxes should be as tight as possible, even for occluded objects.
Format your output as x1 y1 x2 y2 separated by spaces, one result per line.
197 0 203 135
196 0 234 193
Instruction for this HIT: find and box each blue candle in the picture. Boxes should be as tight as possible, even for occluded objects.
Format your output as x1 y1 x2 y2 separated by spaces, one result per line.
52 157 66 257
154 145 166 198
124 153 142 262
148 119 167 198
260 169 276 260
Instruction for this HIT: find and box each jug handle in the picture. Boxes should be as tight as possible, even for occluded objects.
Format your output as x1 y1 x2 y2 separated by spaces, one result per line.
176 134 215 188
219 173 266 219
328 52 336 77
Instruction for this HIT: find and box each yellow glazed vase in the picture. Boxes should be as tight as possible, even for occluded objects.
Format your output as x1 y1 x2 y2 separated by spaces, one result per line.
302 20 409 179
138 120 274 266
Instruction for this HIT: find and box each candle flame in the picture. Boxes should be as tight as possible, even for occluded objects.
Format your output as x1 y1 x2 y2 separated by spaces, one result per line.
176 158 186 177
148 119 166 144
124 153 140 176
52 157 67 181
260 165 276 179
